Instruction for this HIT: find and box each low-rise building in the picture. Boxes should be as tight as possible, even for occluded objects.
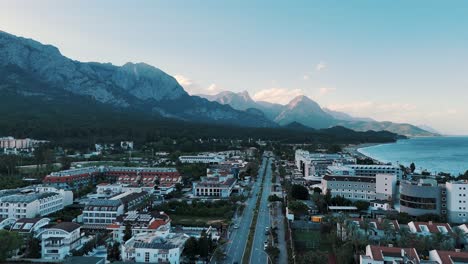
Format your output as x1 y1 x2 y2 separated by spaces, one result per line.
10 217 50 236
408 221 453 236
192 176 236 198
121 232 188 264
179 155 225 164
83 199 124 228
360 245 420 264
0 187 73 219
428 249 468 263
107 211 171 243
40 222 82 260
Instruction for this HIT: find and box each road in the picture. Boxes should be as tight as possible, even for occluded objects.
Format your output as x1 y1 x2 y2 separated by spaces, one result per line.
221 156 268 264
249 157 273 264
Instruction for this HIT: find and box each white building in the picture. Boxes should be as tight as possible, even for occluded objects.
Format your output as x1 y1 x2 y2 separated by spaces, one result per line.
429 249 468 263
348 165 403 180
83 199 124 228
295 150 356 181
121 232 188 264
0 187 73 219
375 173 397 200
445 180 468 223
407 221 452 236
178 155 225 164
40 222 82 260
96 183 123 198
360 245 420 264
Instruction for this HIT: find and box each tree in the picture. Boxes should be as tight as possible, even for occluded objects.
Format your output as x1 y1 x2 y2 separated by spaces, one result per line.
59 155 72 170
183 237 198 259
410 162 416 173
313 187 322 194
25 236 41 258
288 201 309 216
0 230 22 262
198 232 210 259
353 200 370 211
108 242 121 262
123 224 132 242
291 184 309 200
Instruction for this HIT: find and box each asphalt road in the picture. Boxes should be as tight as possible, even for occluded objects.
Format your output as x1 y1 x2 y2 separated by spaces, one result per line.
249 158 273 264
221 156 268 264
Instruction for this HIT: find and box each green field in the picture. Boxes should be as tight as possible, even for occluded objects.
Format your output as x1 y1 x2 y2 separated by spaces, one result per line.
293 229 332 252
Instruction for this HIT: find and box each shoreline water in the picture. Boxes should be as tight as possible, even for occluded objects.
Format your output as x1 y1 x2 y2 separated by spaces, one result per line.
349 137 468 176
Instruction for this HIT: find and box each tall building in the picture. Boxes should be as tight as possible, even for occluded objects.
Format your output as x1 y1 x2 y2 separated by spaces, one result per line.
445 181 468 223
295 150 356 181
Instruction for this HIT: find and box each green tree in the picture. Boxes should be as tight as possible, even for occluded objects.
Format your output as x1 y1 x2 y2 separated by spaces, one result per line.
410 162 416 173
123 224 132 242
107 242 121 262
288 201 309 216
0 230 22 262
183 237 198 259
291 184 309 200
25 236 41 258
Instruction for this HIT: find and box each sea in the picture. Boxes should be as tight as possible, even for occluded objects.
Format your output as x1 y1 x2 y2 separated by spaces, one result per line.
357 136 468 176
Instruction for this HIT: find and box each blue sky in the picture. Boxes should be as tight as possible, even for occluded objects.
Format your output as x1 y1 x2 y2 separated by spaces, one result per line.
1 0 468 134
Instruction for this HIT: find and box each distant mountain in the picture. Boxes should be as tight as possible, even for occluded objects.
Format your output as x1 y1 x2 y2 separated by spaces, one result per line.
417 124 441 135
202 90 437 137
323 108 375 122
0 30 276 128
274 95 336 128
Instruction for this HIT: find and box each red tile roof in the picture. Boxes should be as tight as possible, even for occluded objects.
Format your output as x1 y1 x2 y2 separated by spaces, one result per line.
431 250 468 263
368 245 419 263
411 221 453 234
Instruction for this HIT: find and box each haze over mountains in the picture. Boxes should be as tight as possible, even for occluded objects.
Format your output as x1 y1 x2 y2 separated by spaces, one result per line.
198 91 437 137
0 30 435 137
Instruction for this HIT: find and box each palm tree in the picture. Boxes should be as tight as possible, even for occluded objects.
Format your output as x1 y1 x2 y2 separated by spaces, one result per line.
451 226 468 249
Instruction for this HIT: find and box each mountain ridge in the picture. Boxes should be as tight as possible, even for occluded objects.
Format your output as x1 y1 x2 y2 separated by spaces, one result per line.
0 30 276 128
199 90 437 137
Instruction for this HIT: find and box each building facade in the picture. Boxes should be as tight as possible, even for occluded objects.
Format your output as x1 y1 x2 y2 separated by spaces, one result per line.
445 181 468 223
40 222 82 260
399 179 446 217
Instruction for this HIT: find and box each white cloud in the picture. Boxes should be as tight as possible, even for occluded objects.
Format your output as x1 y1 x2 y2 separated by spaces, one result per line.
318 87 336 96
174 74 220 95
303 75 310 80
253 88 304 105
316 61 326 71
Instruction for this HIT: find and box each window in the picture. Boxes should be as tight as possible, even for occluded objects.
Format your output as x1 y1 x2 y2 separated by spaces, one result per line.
145 252 150 262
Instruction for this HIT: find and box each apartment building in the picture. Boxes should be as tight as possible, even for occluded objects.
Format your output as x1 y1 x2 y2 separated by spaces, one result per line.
40 222 82 260
445 181 468 223
0 187 73 219
83 199 124 228
43 167 102 189
295 150 356 181
348 164 403 180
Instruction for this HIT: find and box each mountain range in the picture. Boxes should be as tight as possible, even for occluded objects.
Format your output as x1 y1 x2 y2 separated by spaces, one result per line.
0 30 435 137
0 30 276 128
197 91 437 137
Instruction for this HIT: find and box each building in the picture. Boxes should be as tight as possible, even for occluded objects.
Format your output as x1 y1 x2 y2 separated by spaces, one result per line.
83 199 124 228
429 249 468 263
348 165 403 180
10 217 50 236
0 136 48 152
96 183 123 198
178 154 225 164
121 232 188 264
0 187 73 219
295 150 356 181
360 245 420 264
83 191 149 228
399 179 446 217
445 181 468 224
43 167 102 189
120 141 134 150
344 218 400 240
107 211 171 243
408 221 453 236
44 166 181 190
192 172 237 198
369 200 392 211
40 222 82 260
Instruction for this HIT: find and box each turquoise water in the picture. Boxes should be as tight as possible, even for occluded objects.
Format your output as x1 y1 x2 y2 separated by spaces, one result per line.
358 137 468 176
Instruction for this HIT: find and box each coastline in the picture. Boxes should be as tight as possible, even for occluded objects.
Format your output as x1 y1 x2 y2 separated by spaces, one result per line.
344 142 388 162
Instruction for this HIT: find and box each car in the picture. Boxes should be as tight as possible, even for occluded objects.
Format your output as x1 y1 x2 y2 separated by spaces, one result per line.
234 224 239 229
263 241 268 249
